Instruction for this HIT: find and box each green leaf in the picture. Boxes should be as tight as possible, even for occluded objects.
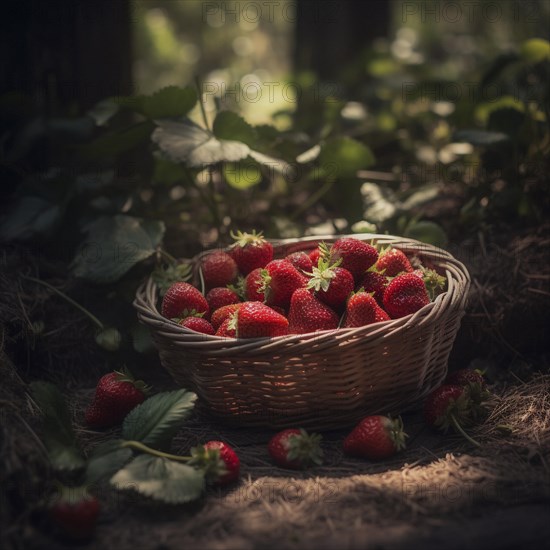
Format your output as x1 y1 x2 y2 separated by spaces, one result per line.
223 160 262 189
361 182 397 223
85 440 133 483
116 86 197 119
152 157 187 186
29 382 85 471
452 130 510 147
474 96 525 125
71 215 165 284
111 455 205 504
213 111 257 147
318 137 375 179
122 389 197 448
404 220 448 248
520 38 550 64
0 196 61 241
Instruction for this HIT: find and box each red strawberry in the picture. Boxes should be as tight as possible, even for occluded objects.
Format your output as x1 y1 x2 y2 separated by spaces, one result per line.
85 368 148 428
382 273 430 319
413 267 447 300
329 237 378 281
244 267 265 302
179 316 215 335
287 288 339 334
358 268 389 306
344 291 390 328
200 250 238 289
162 282 209 320
305 258 354 310
343 415 407 459
211 303 243 330
268 428 323 469
260 260 307 309
286 251 313 273
49 486 100 540
229 230 273 275
309 247 321 266
445 369 490 421
215 316 237 338
375 247 414 277
206 287 240 312
424 384 480 446
189 441 240 485
233 301 288 338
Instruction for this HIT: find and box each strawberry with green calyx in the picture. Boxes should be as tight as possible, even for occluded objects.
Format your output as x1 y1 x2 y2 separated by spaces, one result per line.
357 266 389 306
229 230 274 275
48 485 100 540
85 368 150 428
383 272 430 319
286 251 313 273
231 301 288 338
244 267 266 302
375 246 414 277
178 316 215 335
188 441 240 485
305 258 355 310
200 250 238 290
343 290 390 328
309 247 322 266
215 316 237 337
287 288 339 334
329 237 379 281
206 287 240 312
411 267 447 300
268 428 323 469
343 415 407 459
260 260 308 309
211 303 243 330
424 384 481 447
162 281 209 320
446 369 490 422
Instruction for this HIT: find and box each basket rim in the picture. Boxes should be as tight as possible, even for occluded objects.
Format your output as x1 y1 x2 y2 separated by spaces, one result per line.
134 233 471 354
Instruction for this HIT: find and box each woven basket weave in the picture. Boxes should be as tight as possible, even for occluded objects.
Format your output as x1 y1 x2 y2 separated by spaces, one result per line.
134 234 470 430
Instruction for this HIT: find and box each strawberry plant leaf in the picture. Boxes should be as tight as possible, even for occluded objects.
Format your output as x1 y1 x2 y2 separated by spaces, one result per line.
223 160 262 189
85 440 133 483
71 215 165 284
122 389 197 449
110 455 205 504
116 86 198 119
213 111 257 147
0 196 61 241
29 381 85 471
318 137 375 179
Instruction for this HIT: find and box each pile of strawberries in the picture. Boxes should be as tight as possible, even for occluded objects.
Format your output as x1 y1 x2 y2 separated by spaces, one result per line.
160 231 447 338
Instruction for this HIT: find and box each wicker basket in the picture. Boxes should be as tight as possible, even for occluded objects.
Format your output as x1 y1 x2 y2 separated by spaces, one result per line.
134 234 470 430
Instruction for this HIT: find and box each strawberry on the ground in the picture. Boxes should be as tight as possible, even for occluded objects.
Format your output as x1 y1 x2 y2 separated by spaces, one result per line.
229 230 273 275
329 237 378 281
375 247 414 277
179 316 215 335
424 384 480 446
445 368 490 421
287 288 339 334
232 301 288 338
48 486 100 540
260 260 307 309
305 258 354 310
161 281 209 320
189 441 240 485
286 251 313 273
206 287 240 312
85 368 149 428
344 290 390 328
244 267 266 302
358 267 389 306
215 316 237 337
383 273 430 319
268 428 323 469
211 303 243 330
200 250 238 290
343 415 407 459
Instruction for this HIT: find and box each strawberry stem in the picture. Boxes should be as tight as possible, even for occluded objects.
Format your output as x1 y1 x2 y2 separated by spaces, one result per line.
121 440 191 461
21 275 105 330
450 413 481 447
